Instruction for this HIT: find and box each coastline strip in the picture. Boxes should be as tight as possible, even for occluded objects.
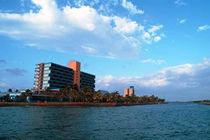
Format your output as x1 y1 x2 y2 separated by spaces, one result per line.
0 102 162 107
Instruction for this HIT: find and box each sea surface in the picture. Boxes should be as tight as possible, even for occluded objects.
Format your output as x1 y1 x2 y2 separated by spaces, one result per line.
0 103 210 140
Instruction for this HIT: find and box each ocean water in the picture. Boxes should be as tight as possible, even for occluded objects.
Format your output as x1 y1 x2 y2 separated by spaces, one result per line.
0 103 210 140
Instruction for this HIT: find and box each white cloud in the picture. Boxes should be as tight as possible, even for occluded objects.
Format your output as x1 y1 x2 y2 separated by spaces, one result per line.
197 25 210 32
63 6 97 31
140 76 169 87
97 59 210 101
97 75 114 86
153 36 162 42
0 0 164 58
162 64 193 75
142 59 165 65
0 0 135 58
148 25 163 34
81 46 98 54
175 0 187 6
142 25 164 44
113 16 139 34
179 19 186 24
121 0 144 15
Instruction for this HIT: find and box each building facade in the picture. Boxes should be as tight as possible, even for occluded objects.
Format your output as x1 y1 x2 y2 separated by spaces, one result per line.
68 61 81 88
124 86 135 97
34 61 95 91
80 71 95 90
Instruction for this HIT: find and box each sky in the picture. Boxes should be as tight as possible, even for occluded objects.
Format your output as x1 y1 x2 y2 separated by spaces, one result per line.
0 0 210 101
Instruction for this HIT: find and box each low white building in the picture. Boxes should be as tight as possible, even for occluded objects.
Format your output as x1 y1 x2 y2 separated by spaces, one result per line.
9 92 22 100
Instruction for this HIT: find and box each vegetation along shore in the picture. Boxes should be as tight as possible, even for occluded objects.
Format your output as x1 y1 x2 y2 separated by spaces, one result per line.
193 100 210 105
0 86 165 107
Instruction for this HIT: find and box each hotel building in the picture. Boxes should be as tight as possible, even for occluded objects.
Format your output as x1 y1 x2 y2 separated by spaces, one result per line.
34 61 95 91
124 86 135 97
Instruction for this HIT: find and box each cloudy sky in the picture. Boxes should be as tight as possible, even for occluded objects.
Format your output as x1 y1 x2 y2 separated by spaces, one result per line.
0 0 210 101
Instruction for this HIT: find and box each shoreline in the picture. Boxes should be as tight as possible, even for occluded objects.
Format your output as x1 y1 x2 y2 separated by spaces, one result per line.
193 101 210 105
0 102 164 107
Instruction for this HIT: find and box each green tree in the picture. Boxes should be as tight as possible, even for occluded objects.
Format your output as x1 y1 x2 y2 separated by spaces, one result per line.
8 88 12 92
108 91 120 102
93 91 103 103
60 85 72 100
82 87 94 102
70 84 80 102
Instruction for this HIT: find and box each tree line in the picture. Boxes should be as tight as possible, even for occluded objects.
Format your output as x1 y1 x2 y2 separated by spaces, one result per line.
46 85 165 104
0 85 165 104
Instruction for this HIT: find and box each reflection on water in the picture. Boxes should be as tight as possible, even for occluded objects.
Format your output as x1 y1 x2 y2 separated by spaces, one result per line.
1 103 210 140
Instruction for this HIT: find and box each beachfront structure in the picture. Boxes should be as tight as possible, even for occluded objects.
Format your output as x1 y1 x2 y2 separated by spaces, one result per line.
124 86 135 97
34 61 95 91
9 92 22 101
0 92 22 102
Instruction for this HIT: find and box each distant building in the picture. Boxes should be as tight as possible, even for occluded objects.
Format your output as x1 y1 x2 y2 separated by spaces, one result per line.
0 92 22 101
34 60 95 91
9 92 22 101
124 86 135 97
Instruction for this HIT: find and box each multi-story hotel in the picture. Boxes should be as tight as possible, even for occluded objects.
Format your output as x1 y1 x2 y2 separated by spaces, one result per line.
34 61 95 91
124 86 135 97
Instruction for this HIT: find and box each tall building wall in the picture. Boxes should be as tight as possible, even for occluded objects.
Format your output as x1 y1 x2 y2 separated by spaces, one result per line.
34 63 44 91
34 61 95 91
124 88 130 97
34 63 74 90
80 71 95 90
128 88 134 96
68 61 81 88
42 63 74 89
123 86 135 97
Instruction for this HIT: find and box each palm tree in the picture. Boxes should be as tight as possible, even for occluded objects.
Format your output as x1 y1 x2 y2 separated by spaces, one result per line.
8 88 12 92
82 86 94 102
59 85 72 101
70 84 81 102
62 85 72 96
71 90 78 102
44 87 51 95
108 91 120 103
25 89 32 97
93 91 103 103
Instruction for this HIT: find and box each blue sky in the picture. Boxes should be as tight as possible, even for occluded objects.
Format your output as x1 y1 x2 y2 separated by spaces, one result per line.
0 0 210 101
